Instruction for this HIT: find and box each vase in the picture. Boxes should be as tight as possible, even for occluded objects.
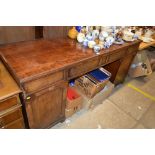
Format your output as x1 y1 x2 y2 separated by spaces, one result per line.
68 27 78 39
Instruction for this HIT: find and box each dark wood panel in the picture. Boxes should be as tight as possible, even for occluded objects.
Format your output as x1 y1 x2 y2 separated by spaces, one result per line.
103 60 122 83
25 82 67 128
0 26 35 45
35 26 43 39
43 26 71 39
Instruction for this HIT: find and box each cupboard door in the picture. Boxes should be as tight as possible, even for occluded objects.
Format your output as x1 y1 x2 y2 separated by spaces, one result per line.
25 83 67 129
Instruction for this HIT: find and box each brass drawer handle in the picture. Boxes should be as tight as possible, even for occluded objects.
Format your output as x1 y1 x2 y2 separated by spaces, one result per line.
26 96 31 100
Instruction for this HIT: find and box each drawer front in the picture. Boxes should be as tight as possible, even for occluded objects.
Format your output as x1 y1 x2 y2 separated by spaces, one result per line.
107 49 126 63
127 44 139 54
2 118 25 129
68 58 99 79
0 95 20 112
24 71 64 93
0 107 23 127
99 55 108 66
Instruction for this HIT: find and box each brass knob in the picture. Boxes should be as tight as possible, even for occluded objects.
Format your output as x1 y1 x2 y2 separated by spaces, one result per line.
26 96 31 100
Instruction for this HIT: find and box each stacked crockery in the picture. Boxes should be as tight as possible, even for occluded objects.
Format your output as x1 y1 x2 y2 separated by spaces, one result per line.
68 26 139 54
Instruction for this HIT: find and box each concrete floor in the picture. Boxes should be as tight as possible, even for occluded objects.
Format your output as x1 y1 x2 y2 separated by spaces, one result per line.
52 51 155 129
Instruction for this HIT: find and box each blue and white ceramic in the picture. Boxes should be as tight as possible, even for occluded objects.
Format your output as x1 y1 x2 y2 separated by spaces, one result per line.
99 33 104 41
99 31 109 41
92 30 99 40
93 45 101 54
77 33 85 43
76 26 82 32
83 39 89 47
114 38 124 45
88 26 94 33
104 41 111 49
86 34 93 41
106 36 115 45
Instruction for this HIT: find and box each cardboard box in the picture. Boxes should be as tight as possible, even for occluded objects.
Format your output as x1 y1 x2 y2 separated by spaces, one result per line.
66 87 82 109
128 50 152 77
76 81 114 110
65 104 82 118
65 87 82 118
75 68 111 98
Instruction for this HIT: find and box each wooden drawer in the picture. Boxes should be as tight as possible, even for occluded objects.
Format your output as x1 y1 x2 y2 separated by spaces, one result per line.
0 107 23 128
2 118 25 129
0 95 20 112
99 55 108 66
23 71 64 93
127 44 139 54
107 49 125 63
68 57 99 79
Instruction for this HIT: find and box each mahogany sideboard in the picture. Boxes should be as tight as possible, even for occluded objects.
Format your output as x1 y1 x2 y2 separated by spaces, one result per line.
0 39 141 128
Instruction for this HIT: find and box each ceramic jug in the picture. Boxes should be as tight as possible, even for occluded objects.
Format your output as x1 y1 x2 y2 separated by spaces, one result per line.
99 31 108 41
88 41 96 48
77 33 85 43
68 27 78 39
92 30 99 40
93 45 101 53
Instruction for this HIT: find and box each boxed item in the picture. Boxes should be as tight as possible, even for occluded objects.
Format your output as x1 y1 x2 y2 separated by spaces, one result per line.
128 50 152 77
65 104 82 118
77 81 114 109
75 67 111 98
65 87 82 118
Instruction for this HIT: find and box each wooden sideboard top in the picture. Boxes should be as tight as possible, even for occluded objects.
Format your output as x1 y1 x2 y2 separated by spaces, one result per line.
0 39 141 83
0 61 21 100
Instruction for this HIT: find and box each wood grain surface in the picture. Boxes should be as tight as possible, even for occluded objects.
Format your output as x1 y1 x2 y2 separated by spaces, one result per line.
0 39 141 83
0 61 21 100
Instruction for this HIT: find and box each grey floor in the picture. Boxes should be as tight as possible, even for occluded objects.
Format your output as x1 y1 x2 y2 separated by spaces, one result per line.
52 50 155 129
